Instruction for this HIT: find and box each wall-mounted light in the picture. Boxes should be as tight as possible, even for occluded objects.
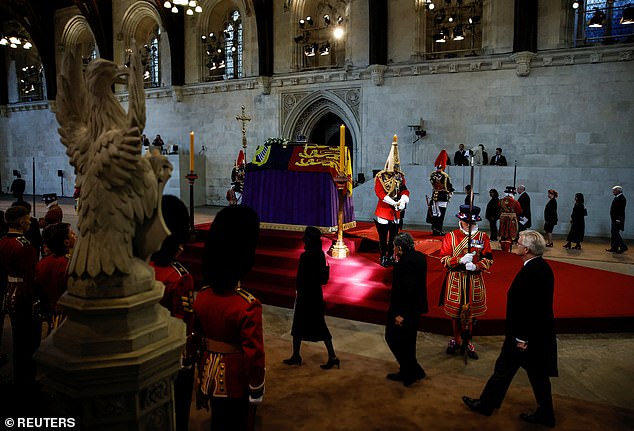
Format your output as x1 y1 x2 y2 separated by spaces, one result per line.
323 14 331 25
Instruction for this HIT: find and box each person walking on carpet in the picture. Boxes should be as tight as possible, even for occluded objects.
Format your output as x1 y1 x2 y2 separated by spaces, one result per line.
463 230 557 428
563 193 586 250
543 189 558 247
385 232 428 387
283 226 339 370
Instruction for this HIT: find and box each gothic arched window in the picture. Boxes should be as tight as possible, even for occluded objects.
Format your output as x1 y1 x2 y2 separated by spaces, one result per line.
142 26 160 88
224 10 243 79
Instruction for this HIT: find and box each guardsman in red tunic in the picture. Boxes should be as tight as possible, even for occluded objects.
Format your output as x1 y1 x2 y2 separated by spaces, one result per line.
150 195 195 431
193 205 265 431
440 205 493 359
374 135 410 267
36 222 76 334
499 186 523 252
0 206 40 389
427 150 455 236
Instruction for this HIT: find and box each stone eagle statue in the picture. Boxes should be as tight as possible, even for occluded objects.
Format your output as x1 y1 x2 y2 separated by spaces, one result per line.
56 42 172 279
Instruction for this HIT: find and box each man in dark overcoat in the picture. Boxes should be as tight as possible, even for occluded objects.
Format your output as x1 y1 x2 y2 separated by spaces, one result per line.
462 229 557 428
385 232 428 387
608 185 627 254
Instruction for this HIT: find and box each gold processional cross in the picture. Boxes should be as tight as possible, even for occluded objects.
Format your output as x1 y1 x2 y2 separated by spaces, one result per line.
236 105 251 159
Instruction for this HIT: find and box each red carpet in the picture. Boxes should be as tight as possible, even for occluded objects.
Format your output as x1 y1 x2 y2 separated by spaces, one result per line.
181 222 634 335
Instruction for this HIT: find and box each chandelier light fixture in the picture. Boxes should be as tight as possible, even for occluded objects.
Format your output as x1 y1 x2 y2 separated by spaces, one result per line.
0 33 32 49
164 0 202 15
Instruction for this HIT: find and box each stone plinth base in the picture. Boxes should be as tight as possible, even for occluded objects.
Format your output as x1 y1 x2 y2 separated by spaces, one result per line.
36 260 185 431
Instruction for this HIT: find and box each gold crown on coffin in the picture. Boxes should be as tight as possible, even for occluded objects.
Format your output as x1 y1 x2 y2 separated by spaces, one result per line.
384 135 400 172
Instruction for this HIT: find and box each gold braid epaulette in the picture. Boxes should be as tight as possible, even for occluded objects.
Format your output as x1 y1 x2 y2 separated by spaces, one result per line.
235 286 256 303
375 170 401 198
16 236 30 246
171 261 189 276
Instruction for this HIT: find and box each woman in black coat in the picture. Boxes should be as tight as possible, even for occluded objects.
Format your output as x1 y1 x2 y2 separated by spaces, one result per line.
543 189 558 247
563 193 586 250
283 226 339 369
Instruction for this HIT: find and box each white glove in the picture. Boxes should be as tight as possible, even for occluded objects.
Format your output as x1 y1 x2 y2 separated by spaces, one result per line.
383 195 398 206
465 262 477 271
397 199 406 210
459 252 474 264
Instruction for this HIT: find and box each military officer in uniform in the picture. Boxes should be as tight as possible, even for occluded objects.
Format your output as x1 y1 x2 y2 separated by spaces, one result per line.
439 205 493 359
150 195 195 431
194 205 265 431
0 206 40 391
427 150 455 236
35 222 75 334
374 135 410 267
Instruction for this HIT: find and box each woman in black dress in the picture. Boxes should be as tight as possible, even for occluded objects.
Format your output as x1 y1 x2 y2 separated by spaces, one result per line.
283 226 339 369
563 193 586 250
543 189 558 247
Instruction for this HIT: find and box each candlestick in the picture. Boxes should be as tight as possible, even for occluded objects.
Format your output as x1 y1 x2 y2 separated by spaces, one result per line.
189 131 195 172
339 124 345 172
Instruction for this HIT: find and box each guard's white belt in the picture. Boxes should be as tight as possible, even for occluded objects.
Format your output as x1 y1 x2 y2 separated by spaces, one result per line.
7 276 24 283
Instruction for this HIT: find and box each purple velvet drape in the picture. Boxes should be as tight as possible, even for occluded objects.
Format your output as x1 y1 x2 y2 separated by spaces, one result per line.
242 170 354 227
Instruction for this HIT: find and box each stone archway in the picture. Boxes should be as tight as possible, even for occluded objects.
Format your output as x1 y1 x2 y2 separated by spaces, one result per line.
281 87 361 177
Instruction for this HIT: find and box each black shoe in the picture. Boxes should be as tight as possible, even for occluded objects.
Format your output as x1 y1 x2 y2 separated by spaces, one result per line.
380 256 390 267
606 248 618 252
519 412 556 428
402 368 426 387
462 396 493 416
446 339 459 355
282 355 302 366
616 246 628 254
320 357 340 370
386 372 403 382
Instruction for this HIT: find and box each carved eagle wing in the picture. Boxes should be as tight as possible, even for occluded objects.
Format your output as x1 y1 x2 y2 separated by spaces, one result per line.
56 47 89 173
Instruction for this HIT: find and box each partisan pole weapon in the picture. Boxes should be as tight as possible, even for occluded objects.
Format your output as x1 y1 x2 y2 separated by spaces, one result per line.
460 155 476 364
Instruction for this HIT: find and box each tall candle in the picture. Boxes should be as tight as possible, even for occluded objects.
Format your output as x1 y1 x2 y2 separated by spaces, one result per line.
189 131 195 172
339 124 345 172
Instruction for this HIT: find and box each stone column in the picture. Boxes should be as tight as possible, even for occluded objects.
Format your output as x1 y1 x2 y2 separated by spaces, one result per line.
37 260 184 430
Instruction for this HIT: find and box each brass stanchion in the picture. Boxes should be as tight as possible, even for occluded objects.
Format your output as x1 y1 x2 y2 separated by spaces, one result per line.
328 174 350 258
186 171 198 234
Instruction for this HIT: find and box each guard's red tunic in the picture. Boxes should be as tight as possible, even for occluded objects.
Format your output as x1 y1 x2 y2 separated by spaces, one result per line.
374 172 409 221
194 285 265 399
440 229 493 318
35 254 69 311
152 261 195 360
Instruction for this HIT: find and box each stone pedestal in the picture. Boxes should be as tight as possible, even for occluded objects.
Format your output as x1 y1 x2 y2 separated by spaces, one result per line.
36 259 185 431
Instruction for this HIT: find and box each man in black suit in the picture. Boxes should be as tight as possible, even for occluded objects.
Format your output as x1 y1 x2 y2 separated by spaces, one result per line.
608 185 628 254
454 144 470 166
385 232 428 387
517 185 531 231
490 147 508 166
462 230 557 428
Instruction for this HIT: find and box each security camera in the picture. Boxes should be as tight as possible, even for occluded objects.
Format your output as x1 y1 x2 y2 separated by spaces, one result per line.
415 129 427 137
